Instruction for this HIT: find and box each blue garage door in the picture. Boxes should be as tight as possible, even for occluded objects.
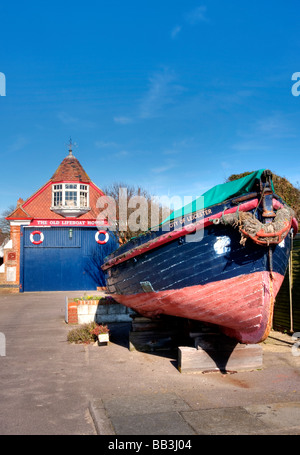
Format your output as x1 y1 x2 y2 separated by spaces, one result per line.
20 227 118 292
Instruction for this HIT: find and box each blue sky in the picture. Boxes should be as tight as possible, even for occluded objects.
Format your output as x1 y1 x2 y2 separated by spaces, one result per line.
0 0 300 214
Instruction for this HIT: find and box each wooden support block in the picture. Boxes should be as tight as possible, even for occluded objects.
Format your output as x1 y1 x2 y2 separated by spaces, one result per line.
129 330 177 352
131 319 167 333
129 314 187 351
131 315 184 332
178 334 263 373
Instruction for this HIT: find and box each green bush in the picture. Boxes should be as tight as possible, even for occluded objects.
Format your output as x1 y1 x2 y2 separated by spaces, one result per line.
226 171 300 219
74 295 101 302
67 321 98 344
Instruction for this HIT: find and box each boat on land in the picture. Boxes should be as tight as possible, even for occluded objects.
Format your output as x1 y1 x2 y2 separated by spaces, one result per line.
102 170 298 344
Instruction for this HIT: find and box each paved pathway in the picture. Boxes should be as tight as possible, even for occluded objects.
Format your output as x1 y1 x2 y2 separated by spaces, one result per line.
0 291 300 436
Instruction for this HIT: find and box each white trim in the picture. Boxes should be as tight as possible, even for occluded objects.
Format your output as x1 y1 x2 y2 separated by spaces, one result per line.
10 220 31 226
50 206 90 217
4 240 12 249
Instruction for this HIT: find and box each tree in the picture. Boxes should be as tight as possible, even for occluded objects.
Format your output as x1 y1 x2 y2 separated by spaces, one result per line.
226 171 300 219
99 182 170 243
0 205 15 237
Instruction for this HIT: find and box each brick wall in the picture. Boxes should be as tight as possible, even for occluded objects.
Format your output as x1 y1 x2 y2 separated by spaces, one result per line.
66 298 136 325
0 224 21 292
67 301 80 324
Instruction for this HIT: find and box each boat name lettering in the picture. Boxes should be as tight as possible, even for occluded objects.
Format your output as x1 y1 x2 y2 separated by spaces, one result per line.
169 208 212 229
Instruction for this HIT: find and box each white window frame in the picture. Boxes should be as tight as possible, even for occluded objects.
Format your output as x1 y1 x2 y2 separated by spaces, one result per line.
52 183 89 209
79 184 89 208
51 183 90 217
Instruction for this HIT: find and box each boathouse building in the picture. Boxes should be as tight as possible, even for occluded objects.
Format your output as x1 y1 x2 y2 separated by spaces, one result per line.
0 147 118 292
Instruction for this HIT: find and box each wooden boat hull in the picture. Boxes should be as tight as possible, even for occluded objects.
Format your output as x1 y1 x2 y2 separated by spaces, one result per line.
103 196 297 344
111 271 283 344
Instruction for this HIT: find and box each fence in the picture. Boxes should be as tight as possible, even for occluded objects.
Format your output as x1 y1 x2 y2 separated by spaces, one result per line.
273 233 300 333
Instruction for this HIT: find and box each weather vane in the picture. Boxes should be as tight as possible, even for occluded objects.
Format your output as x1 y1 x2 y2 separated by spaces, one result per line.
67 137 77 156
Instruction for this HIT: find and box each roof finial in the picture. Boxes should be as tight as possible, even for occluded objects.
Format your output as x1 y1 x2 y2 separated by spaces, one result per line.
68 137 73 156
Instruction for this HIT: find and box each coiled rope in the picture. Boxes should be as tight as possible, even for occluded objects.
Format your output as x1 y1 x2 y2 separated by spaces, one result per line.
212 206 295 246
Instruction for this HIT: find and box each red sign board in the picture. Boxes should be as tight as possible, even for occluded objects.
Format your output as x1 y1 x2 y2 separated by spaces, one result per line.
29 219 108 227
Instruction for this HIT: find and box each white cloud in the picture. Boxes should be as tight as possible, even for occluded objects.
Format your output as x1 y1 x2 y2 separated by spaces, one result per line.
139 68 184 119
232 112 297 152
151 159 177 174
113 116 133 125
0 136 29 159
221 161 232 170
95 140 118 148
255 113 296 138
112 68 185 123
7 136 29 154
114 150 130 158
185 6 208 25
163 149 179 156
171 25 182 39
170 6 209 40
231 141 271 152
57 112 95 128
57 112 78 125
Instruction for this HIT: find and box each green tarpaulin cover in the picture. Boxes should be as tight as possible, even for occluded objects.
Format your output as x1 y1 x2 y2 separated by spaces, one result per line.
163 169 274 223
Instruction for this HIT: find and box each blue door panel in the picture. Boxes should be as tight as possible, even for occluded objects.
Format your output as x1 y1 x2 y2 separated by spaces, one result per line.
21 227 118 292
24 227 81 248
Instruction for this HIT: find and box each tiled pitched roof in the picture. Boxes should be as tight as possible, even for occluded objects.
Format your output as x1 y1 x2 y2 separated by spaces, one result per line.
7 152 104 221
51 154 91 183
6 204 32 220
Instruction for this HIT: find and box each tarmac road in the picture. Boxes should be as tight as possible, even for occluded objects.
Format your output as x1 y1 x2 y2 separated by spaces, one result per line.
0 290 300 437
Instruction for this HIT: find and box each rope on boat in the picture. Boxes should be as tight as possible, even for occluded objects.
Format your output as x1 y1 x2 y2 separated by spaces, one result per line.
211 206 295 246
268 246 273 276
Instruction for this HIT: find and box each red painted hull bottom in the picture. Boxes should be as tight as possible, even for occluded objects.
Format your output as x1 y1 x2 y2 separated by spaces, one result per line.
111 271 284 344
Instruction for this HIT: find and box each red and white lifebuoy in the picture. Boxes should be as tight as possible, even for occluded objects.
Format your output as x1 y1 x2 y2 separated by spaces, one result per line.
95 230 109 244
30 231 44 245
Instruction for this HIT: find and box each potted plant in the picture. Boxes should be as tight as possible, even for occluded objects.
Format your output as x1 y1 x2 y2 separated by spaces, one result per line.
90 324 110 343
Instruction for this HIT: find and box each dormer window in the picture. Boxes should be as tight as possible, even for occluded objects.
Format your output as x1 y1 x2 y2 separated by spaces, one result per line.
51 183 90 217
53 184 63 206
80 185 88 207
